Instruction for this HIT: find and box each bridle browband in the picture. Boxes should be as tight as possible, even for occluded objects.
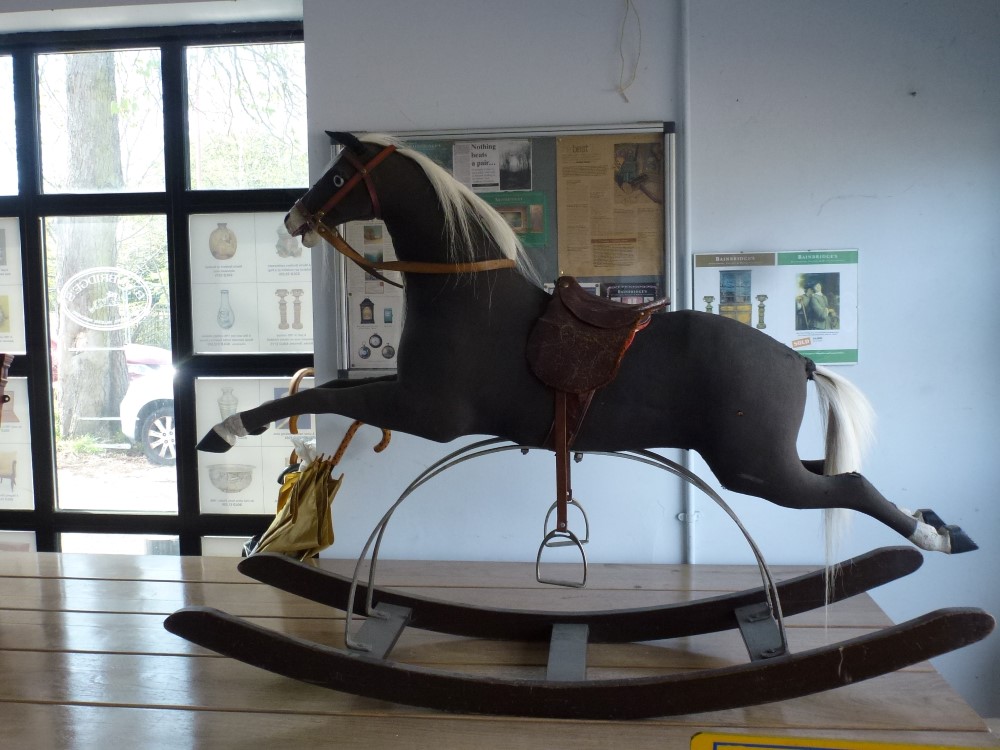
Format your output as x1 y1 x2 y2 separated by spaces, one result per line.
294 142 516 289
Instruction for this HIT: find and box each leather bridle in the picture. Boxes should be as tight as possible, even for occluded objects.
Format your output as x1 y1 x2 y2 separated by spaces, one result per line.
293 143 516 289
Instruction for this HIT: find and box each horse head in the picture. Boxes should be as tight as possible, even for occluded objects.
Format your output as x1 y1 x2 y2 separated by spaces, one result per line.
285 131 399 248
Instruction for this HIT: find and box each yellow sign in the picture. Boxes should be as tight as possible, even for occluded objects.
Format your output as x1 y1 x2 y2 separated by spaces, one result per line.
692 733 971 750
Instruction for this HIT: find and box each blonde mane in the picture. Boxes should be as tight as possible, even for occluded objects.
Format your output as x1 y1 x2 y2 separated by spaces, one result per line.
360 133 540 285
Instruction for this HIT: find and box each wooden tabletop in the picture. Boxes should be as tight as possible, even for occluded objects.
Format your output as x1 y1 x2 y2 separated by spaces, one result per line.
0 552 995 749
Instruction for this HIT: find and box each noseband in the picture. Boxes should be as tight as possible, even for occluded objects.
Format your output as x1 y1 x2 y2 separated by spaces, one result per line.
294 143 516 288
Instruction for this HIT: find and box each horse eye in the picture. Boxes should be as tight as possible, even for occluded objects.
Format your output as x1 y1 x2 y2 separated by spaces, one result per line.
332 174 345 187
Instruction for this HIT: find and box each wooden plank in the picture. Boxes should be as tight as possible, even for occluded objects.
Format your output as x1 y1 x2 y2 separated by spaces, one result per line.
1 703 995 750
0 551 250 583
0 609 935 672
0 575 895 626
0 551 897 592
0 650 984 731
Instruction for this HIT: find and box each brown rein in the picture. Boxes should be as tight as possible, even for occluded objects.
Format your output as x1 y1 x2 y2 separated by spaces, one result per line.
296 143 516 288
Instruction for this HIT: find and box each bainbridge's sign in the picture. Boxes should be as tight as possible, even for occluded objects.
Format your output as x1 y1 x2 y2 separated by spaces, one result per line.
59 266 153 331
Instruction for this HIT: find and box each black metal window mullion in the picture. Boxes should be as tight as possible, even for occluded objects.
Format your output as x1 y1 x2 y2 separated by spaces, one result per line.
159 38 202 555
11 46 58 550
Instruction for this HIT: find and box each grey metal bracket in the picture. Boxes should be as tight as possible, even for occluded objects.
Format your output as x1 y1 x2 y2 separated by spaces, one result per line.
735 601 787 661
546 623 589 681
349 602 412 659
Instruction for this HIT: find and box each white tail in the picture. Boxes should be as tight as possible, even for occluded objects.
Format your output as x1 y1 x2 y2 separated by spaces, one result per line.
811 366 876 604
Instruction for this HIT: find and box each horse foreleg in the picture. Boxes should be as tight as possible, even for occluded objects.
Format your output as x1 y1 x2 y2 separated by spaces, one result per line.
196 375 398 452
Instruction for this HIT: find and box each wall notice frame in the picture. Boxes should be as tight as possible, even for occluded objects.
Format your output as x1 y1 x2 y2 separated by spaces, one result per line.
692 249 859 364
333 123 676 373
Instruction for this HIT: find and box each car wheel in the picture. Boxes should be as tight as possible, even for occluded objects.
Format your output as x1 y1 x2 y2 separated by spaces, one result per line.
139 405 176 466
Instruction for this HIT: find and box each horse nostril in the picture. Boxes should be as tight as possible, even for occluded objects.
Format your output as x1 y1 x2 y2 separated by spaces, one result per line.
284 211 308 237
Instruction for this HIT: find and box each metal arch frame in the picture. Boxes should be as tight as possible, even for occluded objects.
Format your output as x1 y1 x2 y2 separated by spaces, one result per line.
343 439 785 655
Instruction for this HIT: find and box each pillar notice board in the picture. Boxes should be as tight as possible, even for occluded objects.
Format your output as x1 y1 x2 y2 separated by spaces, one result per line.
333 124 676 373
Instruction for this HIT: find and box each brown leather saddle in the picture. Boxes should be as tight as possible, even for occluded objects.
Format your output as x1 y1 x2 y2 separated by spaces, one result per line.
526 277 668 585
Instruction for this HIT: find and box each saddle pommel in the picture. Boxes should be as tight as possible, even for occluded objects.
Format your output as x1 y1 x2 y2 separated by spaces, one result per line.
553 276 669 329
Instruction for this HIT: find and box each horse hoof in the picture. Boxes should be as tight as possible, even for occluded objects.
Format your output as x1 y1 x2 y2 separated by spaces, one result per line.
915 509 945 528
915 509 978 554
196 428 234 453
945 525 978 554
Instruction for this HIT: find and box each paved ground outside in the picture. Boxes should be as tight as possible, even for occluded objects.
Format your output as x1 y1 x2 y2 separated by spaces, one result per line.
56 447 177 513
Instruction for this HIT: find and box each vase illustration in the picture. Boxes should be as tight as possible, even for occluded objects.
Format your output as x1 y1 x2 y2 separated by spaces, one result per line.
209 222 237 260
275 227 302 258
217 289 235 329
217 387 238 419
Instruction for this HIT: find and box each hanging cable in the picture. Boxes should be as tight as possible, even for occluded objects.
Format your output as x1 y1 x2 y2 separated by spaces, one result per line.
617 0 642 102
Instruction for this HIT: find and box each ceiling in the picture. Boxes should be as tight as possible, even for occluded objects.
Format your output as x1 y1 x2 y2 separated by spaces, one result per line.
0 0 303 34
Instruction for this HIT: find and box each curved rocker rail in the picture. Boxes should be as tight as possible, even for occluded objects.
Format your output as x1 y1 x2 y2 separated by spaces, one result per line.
236 546 922 643
165 605 993 720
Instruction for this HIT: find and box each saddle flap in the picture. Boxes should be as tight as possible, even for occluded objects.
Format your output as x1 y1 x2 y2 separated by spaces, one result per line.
526 277 668 395
555 276 668 329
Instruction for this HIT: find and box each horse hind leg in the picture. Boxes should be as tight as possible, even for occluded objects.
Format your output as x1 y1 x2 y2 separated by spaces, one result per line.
794 470 979 553
707 448 977 554
901 507 978 554
795 459 976 553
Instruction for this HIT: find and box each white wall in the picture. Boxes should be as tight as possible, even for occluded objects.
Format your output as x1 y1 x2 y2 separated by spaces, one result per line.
304 0 999 716
684 0 1000 718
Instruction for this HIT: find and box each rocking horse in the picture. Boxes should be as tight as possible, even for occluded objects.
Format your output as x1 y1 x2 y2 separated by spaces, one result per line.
166 132 994 720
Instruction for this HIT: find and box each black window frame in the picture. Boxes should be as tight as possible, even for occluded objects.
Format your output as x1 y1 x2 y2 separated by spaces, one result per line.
0 21 311 554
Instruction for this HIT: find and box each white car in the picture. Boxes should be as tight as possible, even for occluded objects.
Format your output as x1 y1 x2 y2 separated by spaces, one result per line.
119 364 176 466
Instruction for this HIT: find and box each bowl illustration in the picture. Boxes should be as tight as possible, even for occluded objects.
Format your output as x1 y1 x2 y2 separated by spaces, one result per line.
207 463 255 493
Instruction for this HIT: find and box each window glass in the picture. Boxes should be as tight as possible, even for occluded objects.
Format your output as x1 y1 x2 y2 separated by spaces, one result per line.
201 535 248 556
60 532 179 555
0 218 27 355
37 49 164 193
0 378 32 511
0 56 16 195
195 375 314 514
0 530 36 552
186 42 307 189
190 212 311 354
44 215 176 513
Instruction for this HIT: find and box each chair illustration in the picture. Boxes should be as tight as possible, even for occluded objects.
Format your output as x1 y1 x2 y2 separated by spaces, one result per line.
0 452 16 492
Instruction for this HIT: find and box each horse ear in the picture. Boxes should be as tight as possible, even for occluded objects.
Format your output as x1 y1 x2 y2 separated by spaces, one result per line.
327 131 365 154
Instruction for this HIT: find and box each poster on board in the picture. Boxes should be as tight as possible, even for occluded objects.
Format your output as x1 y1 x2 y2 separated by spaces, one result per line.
342 220 404 370
555 132 665 279
190 212 313 354
692 249 859 364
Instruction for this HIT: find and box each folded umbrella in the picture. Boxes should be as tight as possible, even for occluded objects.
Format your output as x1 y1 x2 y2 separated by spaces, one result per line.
255 449 342 561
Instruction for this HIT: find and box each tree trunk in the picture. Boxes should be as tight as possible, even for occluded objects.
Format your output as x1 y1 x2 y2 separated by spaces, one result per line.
56 53 128 440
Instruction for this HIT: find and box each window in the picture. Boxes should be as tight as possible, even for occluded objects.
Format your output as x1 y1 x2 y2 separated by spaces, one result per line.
186 43 307 190
0 55 16 195
37 48 165 194
0 22 310 554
